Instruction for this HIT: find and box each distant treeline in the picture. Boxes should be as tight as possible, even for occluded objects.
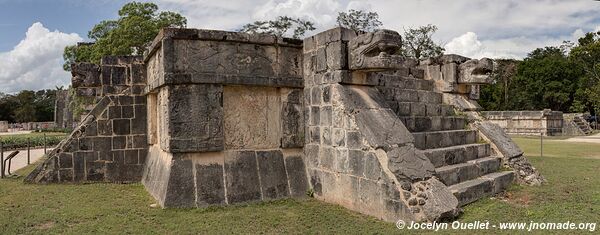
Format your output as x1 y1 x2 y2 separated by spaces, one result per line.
480 32 600 115
0 89 58 123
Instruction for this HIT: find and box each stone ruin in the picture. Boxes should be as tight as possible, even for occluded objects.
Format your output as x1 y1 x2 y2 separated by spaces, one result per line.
481 110 564 136
563 113 594 136
54 89 76 129
26 27 545 222
0 121 7 132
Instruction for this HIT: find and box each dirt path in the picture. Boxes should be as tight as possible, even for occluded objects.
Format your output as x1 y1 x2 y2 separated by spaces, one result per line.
1 148 50 176
561 133 600 144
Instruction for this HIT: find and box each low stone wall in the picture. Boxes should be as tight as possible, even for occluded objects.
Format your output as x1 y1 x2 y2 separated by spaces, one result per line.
481 110 563 136
22 122 56 130
26 56 148 183
0 121 7 132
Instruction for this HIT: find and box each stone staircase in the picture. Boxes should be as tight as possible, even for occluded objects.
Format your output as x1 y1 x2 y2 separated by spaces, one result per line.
573 115 593 135
378 72 514 206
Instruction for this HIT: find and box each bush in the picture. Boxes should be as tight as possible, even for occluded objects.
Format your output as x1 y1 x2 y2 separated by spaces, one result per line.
0 133 66 150
37 128 73 133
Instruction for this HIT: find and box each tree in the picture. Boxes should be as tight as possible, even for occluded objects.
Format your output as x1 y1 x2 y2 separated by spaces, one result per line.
401 24 444 60
479 59 519 111
569 31 600 115
336 9 382 32
480 47 585 112
63 2 187 70
13 91 37 123
239 16 315 39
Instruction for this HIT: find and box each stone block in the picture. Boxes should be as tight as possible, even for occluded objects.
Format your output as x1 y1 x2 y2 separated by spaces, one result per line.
112 119 130 135
168 84 224 152
309 126 320 144
387 145 435 181
363 152 382 180
85 122 97 136
58 169 74 182
256 150 290 199
195 163 226 206
333 148 349 173
348 150 365 177
321 126 332 145
121 105 134 118
332 128 346 147
98 120 113 135
224 151 262 203
320 106 333 126
133 135 147 149
111 66 127 85
475 121 524 159
163 158 195 207
303 144 320 168
85 160 105 181
353 109 414 148
58 153 73 169
316 47 327 72
93 137 112 152
124 149 139 165
309 106 320 126
285 155 308 197
325 41 347 70
224 86 279 150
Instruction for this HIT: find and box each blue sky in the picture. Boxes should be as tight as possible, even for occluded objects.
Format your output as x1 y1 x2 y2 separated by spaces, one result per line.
0 0 125 51
1 0 600 93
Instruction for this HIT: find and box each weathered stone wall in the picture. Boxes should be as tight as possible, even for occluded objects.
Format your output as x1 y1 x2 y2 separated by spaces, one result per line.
481 110 563 136
302 28 459 222
142 28 307 208
54 90 75 129
26 56 148 183
419 55 493 111
0 121 7 132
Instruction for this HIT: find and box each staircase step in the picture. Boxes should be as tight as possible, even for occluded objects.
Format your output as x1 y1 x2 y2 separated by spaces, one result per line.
448 171 514 206
423 143 491 168
400 116 466 132
393 90 442 104
394 102 455 117
378 74 435 91
413 130 478 149
435 156 501 185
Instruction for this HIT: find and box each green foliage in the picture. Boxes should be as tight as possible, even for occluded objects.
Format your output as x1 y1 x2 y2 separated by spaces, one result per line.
239 16 315 39
401 24 444 60
569 32 600 115
0 132 66 150
336 9 382 32
481 32 600 114
0 89 57 123
69 87 94 118
63 1 187 70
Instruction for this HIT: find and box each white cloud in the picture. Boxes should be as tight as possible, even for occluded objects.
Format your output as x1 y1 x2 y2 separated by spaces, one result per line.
0 22 81 93
153 0 600 59
445 28 588 59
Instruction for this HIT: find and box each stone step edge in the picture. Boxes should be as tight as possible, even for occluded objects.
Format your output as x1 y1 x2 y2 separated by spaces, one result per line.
422 143 491 167
411 129 477 135
398 116 467 119
447 171 515 207
434 156 501 185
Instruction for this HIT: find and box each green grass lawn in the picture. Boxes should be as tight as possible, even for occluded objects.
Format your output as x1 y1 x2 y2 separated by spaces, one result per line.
0 138 599 234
